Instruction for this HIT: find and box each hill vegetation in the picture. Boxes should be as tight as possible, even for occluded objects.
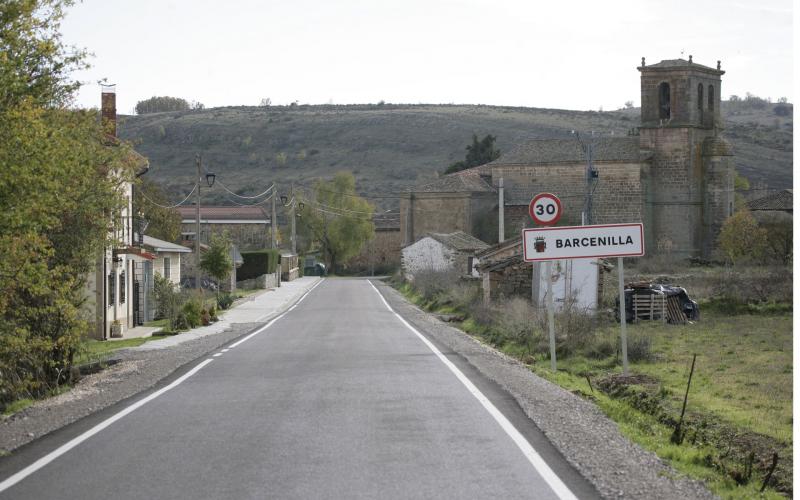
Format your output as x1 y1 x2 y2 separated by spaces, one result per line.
118 100 792 209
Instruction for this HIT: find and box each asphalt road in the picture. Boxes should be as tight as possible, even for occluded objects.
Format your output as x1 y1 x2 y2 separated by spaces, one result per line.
0 279 597 499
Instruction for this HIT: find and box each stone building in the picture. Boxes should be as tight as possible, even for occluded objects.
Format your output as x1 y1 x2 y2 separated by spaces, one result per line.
400 57 735 259
177 205 272 251
401 231 489 281
344 217 402 274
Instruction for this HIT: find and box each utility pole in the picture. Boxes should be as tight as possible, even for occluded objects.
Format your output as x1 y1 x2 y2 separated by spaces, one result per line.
195 154 201 291
290 182 296 255
498 177 505 243
271 190 277 249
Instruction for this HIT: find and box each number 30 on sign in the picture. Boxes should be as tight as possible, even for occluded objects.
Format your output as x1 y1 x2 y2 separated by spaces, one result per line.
529 193 562 226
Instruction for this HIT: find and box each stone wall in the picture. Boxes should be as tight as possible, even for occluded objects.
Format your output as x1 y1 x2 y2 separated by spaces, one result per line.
237 271 280 290
401 237 454 280
485 262 533 302
494 161 645 227
344 228 402 273
181 222 270 251
400 194 471 245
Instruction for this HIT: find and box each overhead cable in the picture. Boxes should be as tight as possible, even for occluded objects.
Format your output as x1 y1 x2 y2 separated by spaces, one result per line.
138 183 198 209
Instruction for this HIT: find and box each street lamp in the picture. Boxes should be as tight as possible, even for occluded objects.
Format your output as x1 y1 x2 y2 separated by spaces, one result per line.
205 172 216 187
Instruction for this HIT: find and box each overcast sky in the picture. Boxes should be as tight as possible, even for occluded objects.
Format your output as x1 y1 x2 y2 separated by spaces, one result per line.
61 0 794 113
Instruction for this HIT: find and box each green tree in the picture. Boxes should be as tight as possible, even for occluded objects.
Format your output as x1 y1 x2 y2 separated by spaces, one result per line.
299 173 374 273
444 133 501 174
133 178 182 242
135 96 193 114
200 233 233 287
717 210 767 265
0 0 136 409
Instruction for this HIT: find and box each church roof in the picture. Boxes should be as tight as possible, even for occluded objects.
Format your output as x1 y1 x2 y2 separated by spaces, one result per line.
640 58 723 75
410 169 494 193
488 137 642 166
747 189 793 212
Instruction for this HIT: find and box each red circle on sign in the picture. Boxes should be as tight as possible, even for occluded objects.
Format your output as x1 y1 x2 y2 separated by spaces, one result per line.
529 192 563 226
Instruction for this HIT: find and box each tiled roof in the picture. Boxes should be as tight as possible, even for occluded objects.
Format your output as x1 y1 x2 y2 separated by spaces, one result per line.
476 254 526 273
747 190 793 212
410 169 494 193
475 236 522 259
142 235 192 253
487 137 643 166
428 231 490 252
177 205 270 221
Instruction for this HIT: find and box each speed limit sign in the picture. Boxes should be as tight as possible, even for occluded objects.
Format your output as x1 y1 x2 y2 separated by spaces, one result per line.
529 192 562 226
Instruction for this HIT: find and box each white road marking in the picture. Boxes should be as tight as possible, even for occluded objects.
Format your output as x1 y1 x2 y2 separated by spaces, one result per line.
0 359 214 494
0 279 327 493
367 280 578 500
228 278 324 349
221 349 230 352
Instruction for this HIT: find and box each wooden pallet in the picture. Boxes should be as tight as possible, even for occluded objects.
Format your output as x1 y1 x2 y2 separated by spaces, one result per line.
665 295 687 324
631 293 667 322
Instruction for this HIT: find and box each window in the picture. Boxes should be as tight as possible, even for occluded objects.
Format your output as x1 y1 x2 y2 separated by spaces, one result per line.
697 84 704 110
108 272 115 306
658 82 671 119
119 271 126 304
163 257 171 280
708 85 714 111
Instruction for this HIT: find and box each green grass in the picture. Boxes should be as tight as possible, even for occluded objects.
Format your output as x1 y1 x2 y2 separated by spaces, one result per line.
144 318 168 328
76 337 158 365
3 398 35 416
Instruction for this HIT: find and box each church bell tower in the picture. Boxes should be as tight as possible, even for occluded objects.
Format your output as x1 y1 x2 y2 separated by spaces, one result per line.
638 56 734 258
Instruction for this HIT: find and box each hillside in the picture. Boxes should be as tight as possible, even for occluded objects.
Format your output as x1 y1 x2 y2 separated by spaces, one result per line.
118 102 793 209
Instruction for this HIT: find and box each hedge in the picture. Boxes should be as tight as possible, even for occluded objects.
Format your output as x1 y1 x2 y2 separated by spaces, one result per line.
238 249 281 281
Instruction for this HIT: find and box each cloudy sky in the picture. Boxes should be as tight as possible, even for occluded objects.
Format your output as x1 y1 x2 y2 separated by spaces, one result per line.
61 0 794 113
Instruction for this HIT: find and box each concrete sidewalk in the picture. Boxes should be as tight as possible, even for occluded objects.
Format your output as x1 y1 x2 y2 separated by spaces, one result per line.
133 277 322 351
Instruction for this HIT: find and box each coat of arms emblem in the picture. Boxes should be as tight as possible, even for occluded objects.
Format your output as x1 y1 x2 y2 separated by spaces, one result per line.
534 236 546 253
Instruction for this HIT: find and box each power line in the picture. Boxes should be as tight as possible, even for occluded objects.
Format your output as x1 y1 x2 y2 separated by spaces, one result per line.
216 178 275 199
138 183 198 209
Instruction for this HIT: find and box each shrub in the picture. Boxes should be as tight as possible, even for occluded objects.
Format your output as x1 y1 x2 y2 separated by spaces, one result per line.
626 332 653 362
217 292 234 310
492 298 544 353
239 249 281 280
182 297 203 328
154 274 181 329
411 268 461 304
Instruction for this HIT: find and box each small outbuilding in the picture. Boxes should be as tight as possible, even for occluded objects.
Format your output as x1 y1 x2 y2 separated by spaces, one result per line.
401 231 489 281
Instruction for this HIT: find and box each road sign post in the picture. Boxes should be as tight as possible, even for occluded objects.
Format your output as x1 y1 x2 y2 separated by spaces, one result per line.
528 193 563 371
523 221 644 375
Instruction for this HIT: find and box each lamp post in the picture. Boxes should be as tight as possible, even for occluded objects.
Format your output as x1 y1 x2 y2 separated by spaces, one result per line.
195 154 216 291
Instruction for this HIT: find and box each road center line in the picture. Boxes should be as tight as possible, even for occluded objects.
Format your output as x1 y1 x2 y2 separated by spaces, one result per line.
0 358 214 494
367 280 578 500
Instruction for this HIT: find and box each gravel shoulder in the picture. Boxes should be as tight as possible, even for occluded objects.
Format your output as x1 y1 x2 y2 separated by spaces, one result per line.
373 280 717 500
0 322 260 455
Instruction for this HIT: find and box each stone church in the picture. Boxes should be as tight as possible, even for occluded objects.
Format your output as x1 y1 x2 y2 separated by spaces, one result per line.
400 57 734 258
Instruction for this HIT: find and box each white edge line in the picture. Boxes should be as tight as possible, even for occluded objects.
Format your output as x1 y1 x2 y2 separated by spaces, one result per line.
0 358 214 494
0 278 328 492
367 280 578 500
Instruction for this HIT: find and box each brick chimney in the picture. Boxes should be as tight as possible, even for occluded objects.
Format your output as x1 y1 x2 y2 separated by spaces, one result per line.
101 83 116 137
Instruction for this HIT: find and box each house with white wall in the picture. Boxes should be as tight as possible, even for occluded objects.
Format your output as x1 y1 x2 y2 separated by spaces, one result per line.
401 231 489 281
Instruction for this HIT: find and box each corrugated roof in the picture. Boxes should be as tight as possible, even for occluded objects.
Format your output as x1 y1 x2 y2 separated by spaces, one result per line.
747 189 793 212
410 169 494 193
177 205 270 221
428 231 490 251
142 235 192 253
488 137 642 166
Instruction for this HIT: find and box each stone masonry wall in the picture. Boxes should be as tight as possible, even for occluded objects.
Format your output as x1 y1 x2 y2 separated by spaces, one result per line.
400 194 470 245
181 222 270 251
344 229 402 273
494 162 645 228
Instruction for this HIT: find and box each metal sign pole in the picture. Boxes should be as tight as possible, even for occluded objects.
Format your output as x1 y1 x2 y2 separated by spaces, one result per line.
546 260 557 371
618 256 629 375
